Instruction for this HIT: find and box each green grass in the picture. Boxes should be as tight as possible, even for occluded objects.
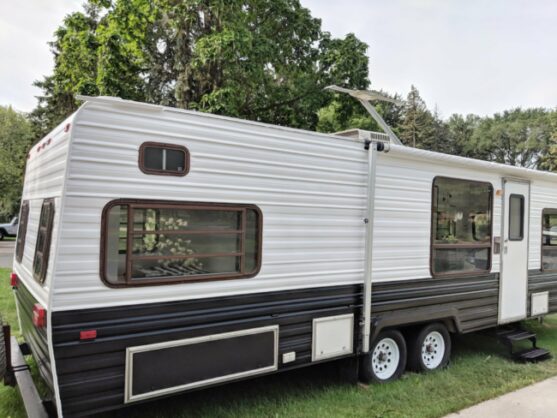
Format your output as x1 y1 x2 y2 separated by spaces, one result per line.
2 267 557 418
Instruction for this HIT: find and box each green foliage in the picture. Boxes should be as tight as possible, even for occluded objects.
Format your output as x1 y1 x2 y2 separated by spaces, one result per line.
469 108 554 168
445 113 481 158
30 0 371 136
0 107 34 220
399 85 436 149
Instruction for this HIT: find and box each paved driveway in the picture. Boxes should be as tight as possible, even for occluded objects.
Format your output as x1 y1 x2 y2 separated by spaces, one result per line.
0 239 14 268
445 375 557 418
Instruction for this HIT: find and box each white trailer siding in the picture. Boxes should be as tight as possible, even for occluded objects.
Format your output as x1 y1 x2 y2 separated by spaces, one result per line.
14 97 557 312
372 150 503 282
51 102 369 310
529 178 557 271
13 116 73 305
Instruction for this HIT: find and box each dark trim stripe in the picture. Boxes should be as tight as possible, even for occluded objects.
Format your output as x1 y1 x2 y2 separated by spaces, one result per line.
51 284 361 417
371 273 500 333
14 283 53 391
50 273 505 416
528 270 557 314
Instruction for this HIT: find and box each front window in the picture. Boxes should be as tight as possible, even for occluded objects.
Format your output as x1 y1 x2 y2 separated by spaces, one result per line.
101 200 262 286
431 177 493 276
542 209 557 271
33 199 55 283
15 201 29 263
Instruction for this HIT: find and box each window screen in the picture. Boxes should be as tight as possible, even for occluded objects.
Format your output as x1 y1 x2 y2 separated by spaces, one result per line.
431 177 493 275
542 209 557 271
33 199 55 283
139 142 189 176
508 195 524 241
102 200 262 286
15 201 30 263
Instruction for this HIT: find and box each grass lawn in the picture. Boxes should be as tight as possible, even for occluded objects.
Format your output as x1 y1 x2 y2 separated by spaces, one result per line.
2 266 557 418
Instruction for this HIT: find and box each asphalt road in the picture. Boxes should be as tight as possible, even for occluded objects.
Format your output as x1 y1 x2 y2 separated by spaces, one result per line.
0 239 14 268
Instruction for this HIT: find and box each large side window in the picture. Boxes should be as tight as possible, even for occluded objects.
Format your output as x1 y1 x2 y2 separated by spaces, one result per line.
542 209 557 271
139 142 189 176
101 200 262 286
431 177 493 276
33 199 55 283
15 201 30 263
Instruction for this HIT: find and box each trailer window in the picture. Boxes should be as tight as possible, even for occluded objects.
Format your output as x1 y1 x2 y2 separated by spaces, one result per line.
101 200 262 286
33 199 55 283
542 209 557 271
139 142 189 176
431 177 493 276
15 201 29 263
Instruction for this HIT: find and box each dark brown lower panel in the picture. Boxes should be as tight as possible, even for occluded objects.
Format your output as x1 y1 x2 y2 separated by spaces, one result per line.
14 283 53 392
50 273 505 417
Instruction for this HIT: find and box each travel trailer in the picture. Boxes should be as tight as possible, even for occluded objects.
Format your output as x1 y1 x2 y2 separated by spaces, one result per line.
2 95 556 417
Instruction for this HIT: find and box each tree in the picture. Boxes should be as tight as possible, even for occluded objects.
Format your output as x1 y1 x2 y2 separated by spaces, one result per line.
469 108 553 168
0 106 35 220
31 0 372 134
445 113 481 158
538 111 557 171
31 4 102 137
399 85 436 149
316 89 404 134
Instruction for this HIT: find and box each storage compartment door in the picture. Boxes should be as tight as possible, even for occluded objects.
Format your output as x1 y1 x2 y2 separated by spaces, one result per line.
125 325 278 402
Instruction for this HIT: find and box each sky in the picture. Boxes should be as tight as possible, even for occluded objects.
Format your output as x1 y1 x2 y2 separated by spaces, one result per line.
0 0 556 117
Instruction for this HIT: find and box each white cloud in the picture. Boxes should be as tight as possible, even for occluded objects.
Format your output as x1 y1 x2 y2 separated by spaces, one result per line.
302 0 557 116
0 0 556 116
0 0 83 112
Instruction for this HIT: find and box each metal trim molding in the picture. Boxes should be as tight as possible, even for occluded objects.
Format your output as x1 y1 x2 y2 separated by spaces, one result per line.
124 325 279 403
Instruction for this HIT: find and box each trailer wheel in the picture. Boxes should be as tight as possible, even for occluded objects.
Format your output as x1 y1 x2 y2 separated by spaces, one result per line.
408 323 451 372
361 329 407 383
0 314 6 381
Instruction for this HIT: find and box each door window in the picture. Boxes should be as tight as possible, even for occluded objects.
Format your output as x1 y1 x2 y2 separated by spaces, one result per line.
508 195 524 241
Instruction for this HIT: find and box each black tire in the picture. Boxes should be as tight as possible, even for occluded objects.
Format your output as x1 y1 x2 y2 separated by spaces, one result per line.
0 314 6 381
407 322 451 372
0 230 4 241
360 329 407 383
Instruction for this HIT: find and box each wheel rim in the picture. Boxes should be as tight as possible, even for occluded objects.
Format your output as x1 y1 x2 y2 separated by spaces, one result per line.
421 331 445 369
371 337 400 380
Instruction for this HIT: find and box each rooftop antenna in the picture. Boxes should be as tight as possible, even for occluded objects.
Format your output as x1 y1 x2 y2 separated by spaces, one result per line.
324 85 403 145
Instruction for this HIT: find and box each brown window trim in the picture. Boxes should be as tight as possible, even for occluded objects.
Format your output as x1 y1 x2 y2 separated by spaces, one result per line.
541 208 557 272
138 142 190 177
33 198 55 284
15 200 30 263
100 199 263 288
430 176 494 278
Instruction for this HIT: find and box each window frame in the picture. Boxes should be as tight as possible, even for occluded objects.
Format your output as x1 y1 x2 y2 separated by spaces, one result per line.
430 176 494 278
541 208 557 272
138 142 190 177
33 198 55 284
508 194 525 241
100 199 263 287
15 200 30 263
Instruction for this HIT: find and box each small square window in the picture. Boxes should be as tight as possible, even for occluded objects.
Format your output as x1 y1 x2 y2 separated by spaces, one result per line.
139 142 189 176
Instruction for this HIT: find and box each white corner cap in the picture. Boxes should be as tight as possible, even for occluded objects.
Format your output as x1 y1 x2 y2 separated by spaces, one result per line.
76 95 165 112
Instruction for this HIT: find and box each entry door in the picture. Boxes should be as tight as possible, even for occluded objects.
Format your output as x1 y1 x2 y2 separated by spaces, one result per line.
499 180 529 324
